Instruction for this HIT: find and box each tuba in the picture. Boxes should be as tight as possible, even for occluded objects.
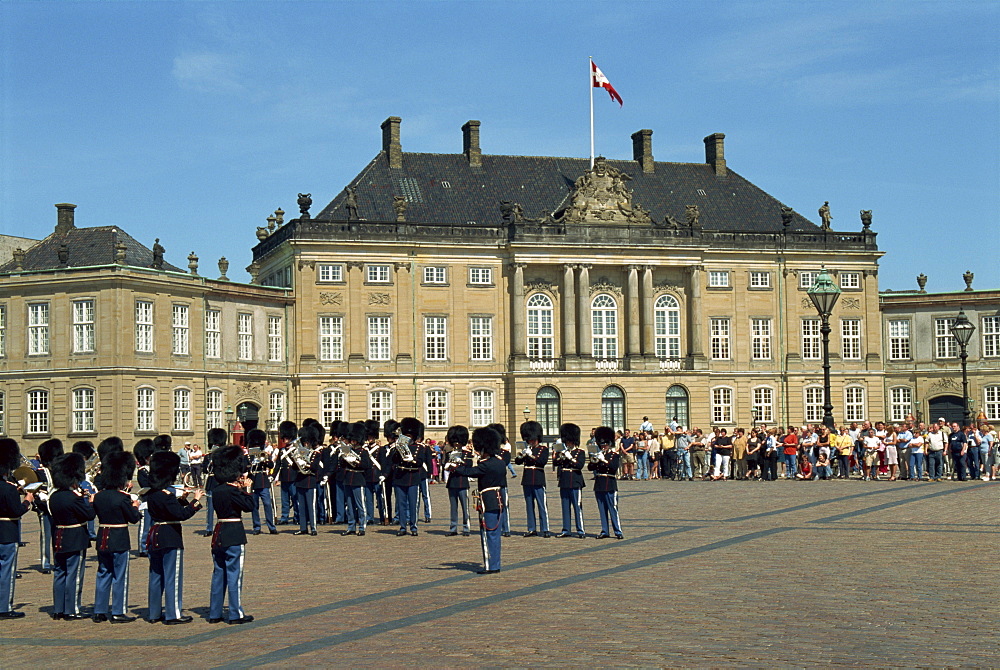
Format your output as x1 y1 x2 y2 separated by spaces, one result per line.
340 442 361 468
84 453 101 480
293 441 315 476
394 435 416 463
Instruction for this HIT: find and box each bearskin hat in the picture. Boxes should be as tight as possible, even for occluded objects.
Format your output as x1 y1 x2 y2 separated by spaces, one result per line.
312 421 326 445
245 429 267 449
279 420 298 442
486 423 508 443
349 421 366 444
560 423 582 446
298 424 321 448
148 451 181 490
133 439 155 466
51 452 86 490
99 450 136 491
520 420 543 444
594 426 616 447
38 438 64 466
329 419 342 438
97 436 125 462
153 434 173 452
336 421 352 441
472 427 501 457
72 440 95 459
364 419 380 440
207 428 228 449
445 425 469 447
383 419 400 441
212 445 245 484
399 417 424 440
0 438 20 478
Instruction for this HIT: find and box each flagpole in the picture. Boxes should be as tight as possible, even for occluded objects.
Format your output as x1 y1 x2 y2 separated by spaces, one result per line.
589 56 595 169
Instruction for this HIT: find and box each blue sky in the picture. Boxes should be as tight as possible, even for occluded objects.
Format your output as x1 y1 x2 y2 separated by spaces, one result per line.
1 1 997 292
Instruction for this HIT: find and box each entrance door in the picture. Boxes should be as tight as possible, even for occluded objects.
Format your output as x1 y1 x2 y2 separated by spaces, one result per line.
927 395 963 425
236 402 260 432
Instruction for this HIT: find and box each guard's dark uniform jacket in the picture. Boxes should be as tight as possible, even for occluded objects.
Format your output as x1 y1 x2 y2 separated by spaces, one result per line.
514 445 549 487
339 448 372 488
48 490 96 554
389 441 423 487
93 489 141 552
211 484 253 549
249 461 271 490
136 465 150 490
276 444 298 483
146 489 201 550
446 451 474 491
294 449 325 490
0 479 31 544
555 448 587 489
453 456 507 512
364 442 382 485
587 452 621 493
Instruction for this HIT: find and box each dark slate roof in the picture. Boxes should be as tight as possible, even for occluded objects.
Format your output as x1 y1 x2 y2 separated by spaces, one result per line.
0 226 183 273
316 152 819 232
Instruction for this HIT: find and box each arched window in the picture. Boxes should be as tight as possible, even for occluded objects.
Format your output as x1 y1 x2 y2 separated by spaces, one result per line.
526 294 554 359
269 391 286 427
752 386 774 424
206 389 224 430
320 389 345 427
804 386 824 424
71 387 95 433
655 295 681 359
425 389 448 428
601 385 625 431
665 385 689 428
844 386 866 423
136 387 155 432
369 389 393 426
591 294 618 359
27 388 49 434
535 386 561 440
173 388 192 432
711 386 734 425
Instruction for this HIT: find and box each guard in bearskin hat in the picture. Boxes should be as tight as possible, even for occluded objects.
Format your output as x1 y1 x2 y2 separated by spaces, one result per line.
207 445 253 625
144 450 203 625
443 425 473 537
48 452 95 619
92 450 140 623
587 426 623 539
391 417 424 536
35 438 64 573
339 422 372 536
447 426 507 574
553 423 587 538
132 438 155 557
275 420 299 526
0 438 35 619
515 420 551 538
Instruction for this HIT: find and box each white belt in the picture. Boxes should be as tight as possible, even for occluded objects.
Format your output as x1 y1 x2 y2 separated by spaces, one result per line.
216 518 241 523
56 522 86 529
99 523 128 528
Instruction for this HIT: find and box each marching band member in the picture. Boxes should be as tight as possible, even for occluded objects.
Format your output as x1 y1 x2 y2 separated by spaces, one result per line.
0 438 34 619
328 420 348 525
362 420 385 526
48 452 96 620
72 441 98 542
207 445 254 625
553 423 587 538
275 421 299 526
339 422 372 536
132 439 154 557
92 450 141 623
444 425 472 537
35 438 64 574
391 418 424 536
293 424 323 536
245 430 277 536
449 427 506 574
145 450 203 624
416 424 433 525
487 423 512 537
587 426 623 540
201 428 228 536
515 420 551 538
379 420 400 525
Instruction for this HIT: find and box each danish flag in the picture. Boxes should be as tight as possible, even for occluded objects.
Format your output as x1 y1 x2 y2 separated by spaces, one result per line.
591 61 623 107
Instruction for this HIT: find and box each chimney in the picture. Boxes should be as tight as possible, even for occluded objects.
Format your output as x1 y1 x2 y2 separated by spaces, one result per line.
462 120 482 167
703 133 727 176
381 116 402 169
55 203 76 235
631 129 654 174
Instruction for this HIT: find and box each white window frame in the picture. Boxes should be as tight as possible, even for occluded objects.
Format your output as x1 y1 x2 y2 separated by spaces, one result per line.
985 386 1000 421
318 264 343 283
711 387 733 424
526 293 554 359
591 294 618 360
751 318 771 360
136 387 155 432
27 389 49 434
0 391 4 435
366 264 391 283
799 271 818 289
471 389 494 427
753 386 774 423
888 320 911 360
369 389 393 426
367 316 391 361
710 318 731 360
71 387 95 433
982 316 1000 358
173 388 192 432
424 316 447 361
841 319 862 360
268 315 283 362
205 309 221 358
206 389 224 430
172 304 190 355
840 272 861 289
469 267 493 285
423 266 446 284
135 301 153 353
320 390 346 426
28 302 50 355
889 387 912 423
269 391 285 426
935 318 957 359
654 294 681 359
802 319 821 360
0 304 5 357
238 313 253 361
804 386 824 423
319 316 344 361
470 316 493 361
708 271 730 288
844 386 866 423
425 389 448 428
749 271 771 289
72 299 95 353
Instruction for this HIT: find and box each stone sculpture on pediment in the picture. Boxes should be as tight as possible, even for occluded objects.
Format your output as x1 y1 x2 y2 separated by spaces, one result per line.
235 382 260 402
525 279 556 295
590 279 622 297
558 156 650 225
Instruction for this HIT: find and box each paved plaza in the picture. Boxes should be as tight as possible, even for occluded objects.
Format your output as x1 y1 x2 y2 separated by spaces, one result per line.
1 477 998 667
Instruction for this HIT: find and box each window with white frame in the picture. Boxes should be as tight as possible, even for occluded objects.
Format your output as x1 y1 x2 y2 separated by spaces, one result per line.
751 318 772 360
591 294 618 359
423 266 446 284
985 386 1000 421
269 391 285 427
318 264 343 282
173 388 191 431
982 316 1000 358
136 388 155 432
319 316 343 361
268 315 282 362
844 386 866 422
425 389 448 428
935 318 957 359
471 389 494 427
802 319 821 359
366 264 391 283
135 301 153 353
708 271 730 288
804 387 824 423
654 295 681 359
71 388 95 433
711 387 733 424
470 316 493 360
367 316 391 361
469 267 493 285
172 304 189 355
424 316 447 361
28 302 50 355
888 320 911 360
205 309 221 358
27 389 48 434
73 300 95 353
369 390 393 426
0 391 4 434
749 271 771 289
710 318 731 360
840 272 861 289
753 386 774 423
527 293 554 359
320 390 345 426
841 319 861 360
799 271 818 289
0 304 5 357
238 313 253 360
889 387 912 423
206 389 223 429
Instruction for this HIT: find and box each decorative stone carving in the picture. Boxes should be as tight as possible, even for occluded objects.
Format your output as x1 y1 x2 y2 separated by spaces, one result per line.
320 292 343 305
235 381 260 401
114 241 127 264
392 196 407 222
590 279 622 297
662 213 681 229
346 260 365 270
781 206 794 228
247 261 261 284
963 270 974 291
500 201 526 223
801 297 813 310
860 210 872 231
218 257 230 281
841 297 861 310
187 252 199 275
558 156 651 225
58 243 69 266
267 214 277 233
916 273 927 293
151 239 164 269
256 226 269 241
297 260 316 271
525 279 556 294
274 208 284 226
368 292 391 306
393 262 410 273
653 282 683 294
685 204 700 228
345 187 359 221
297 193 312 219
929 377 961 393
12 247 24 271
818 201 832 230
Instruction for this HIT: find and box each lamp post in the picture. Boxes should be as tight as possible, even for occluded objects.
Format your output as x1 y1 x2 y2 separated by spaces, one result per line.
225 405 235 434
808 267 842 431
950 309 975 426
751 406 760 432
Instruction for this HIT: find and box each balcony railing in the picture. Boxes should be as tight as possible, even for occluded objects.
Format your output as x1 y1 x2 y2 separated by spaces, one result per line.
659 357 682 371
528 358 556 371
595 358 620 371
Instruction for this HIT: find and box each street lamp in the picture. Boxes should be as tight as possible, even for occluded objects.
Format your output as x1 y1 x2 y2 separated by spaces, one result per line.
751 406 760 431
225 405 235 434
807 267 842 431
950 309 975 426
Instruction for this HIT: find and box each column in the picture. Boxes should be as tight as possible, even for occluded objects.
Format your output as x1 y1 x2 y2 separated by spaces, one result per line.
511 263 526 357
626 264 640 357
562 264 577 357
346 261 365 370
577 264 592 357
686 264 706 368
393 262 412 368
641 265 654 358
